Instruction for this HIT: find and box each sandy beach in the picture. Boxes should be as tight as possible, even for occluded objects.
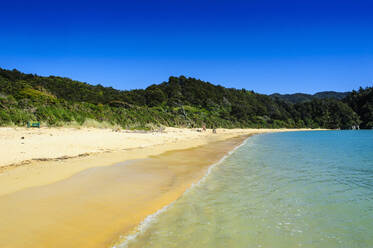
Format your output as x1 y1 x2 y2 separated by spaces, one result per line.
0 127 314 248
0 127 304 195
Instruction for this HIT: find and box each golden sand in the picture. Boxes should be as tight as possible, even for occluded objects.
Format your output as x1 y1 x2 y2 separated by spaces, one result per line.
0 128 305 196
0 136 247 248
0 128 324 247
0 127 276 168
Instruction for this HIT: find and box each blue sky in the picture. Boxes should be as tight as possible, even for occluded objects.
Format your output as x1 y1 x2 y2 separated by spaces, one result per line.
1 0 372 94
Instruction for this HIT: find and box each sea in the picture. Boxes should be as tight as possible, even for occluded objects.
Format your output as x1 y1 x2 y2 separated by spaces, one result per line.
119 131 373 248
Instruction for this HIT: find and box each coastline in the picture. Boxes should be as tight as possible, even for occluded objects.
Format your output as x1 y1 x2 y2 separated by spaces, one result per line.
0 127 311 196
0 127 324 248
113 134 252 248
0 135 249 248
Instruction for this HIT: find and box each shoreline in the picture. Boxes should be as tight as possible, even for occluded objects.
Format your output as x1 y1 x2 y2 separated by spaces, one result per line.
0 127 314 196
0 127 266 169
113 135 251 248
0 135 250 248
0 128 327 248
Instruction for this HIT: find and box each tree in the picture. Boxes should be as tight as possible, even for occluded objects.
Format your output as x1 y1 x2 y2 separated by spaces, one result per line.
145 85 166 107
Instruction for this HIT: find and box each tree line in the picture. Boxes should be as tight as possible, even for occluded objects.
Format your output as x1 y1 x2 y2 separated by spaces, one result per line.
0 68 371 129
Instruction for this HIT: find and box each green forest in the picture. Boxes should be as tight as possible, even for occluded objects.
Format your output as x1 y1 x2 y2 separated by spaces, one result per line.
0 68 372 129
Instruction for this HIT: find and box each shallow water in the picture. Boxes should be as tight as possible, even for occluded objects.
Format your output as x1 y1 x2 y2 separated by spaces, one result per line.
122 131 373 248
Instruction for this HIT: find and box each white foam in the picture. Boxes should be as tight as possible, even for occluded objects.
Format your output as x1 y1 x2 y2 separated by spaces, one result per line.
113 137 250 248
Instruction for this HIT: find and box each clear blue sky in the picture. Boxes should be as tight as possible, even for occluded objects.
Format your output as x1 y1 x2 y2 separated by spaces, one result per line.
1 0 372 94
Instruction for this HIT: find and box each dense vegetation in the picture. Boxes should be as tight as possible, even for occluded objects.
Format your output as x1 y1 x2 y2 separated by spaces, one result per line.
0 68 371 129
344 87 373 129
270 91 349 104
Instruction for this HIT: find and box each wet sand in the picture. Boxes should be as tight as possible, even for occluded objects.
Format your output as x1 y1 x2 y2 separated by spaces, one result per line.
0 136 248 248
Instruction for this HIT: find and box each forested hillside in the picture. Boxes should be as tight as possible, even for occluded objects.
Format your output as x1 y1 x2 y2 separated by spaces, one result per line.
0 68 370 129
270 91 349 104
344 87 373 129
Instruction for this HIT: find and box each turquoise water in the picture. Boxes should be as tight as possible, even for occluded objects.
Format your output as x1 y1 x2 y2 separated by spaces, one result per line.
122 131 373 248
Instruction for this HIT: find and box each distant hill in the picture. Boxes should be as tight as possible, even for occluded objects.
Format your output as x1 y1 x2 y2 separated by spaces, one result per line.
271 91 349 104
314 91 350 100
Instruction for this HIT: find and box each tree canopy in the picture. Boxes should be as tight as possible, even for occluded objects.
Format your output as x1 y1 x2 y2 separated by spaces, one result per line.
0 68 370 129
